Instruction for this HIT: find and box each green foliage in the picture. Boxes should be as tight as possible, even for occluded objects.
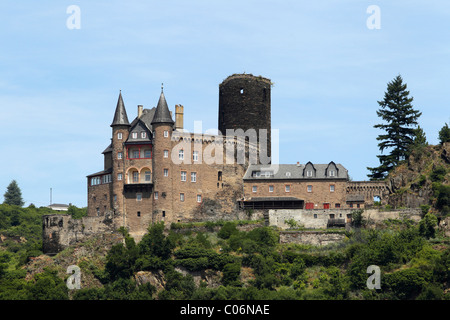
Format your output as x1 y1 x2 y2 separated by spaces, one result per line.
222 262 241 286
384 267 426 299
433 184 450 216
67 205 87 219
418 213 438 239
138 222 175 260
3 180 24 207
28 268 69 300
429 165 447 183
346 226 425 290
438 122 450 145
218 221 239 239
351 209 365 228
367 75 422 180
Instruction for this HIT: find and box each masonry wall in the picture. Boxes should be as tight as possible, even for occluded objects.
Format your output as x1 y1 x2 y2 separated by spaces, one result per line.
269 209 353 229
279 231 346 246
245 180 349 209
218 74 272 159
87 182 112 217
269 208 423 230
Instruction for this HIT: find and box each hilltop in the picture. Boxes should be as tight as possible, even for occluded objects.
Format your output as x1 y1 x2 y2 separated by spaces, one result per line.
385 142 450 214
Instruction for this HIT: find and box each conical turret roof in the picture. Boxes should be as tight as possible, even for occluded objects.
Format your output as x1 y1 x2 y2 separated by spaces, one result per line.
111 91 130 127
151 86 174 125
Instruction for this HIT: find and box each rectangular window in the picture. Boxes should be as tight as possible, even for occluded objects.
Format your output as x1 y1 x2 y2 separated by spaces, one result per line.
329 170 335 177
118 173 123 181
133 172 139 182
136 193 142 201
330 185 335 192
154 192 158 200
163 169 169 177
164 130 169 137
144 150 151 158
335 203 341 208
285 185 290 193
197 195 202 203
181 171 187 181
102 174 112 184
132 132 137 139
180 193 185 202
118 152 123 159
133 150 139 159
141 132 146 139
191 172 197 182
313 214 318 219
118 132 123 140
307 185 313 193
137 211 141 217
179 150 184 160
252 186 257 193
164 150 169 158
193 151 199 162
269 185 274 192
145 171 151 182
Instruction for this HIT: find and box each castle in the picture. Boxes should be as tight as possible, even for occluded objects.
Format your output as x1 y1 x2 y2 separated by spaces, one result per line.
42 73 391 254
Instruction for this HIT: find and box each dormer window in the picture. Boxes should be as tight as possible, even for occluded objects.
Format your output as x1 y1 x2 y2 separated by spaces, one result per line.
132 132 137 139
306 170 313 177
329 170 336 177
141 132 147 139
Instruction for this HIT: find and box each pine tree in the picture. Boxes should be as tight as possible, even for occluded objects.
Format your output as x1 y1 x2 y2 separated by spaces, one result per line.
367 75 422 180
438 122 450 144
3 180 24 206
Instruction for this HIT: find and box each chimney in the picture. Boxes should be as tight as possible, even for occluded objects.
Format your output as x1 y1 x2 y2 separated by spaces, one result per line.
175 105 184 130
137 105 143 118
297 162 300 166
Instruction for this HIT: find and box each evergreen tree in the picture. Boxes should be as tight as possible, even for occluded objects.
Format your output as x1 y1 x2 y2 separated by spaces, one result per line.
3 180 24 206
367 75 422 180
438 122 450 144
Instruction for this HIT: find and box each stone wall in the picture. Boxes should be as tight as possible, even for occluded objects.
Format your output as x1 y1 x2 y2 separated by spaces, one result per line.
268 208 422 230
269 209 352 229
362 208 422 225
42 213 118 255
279 231 346 246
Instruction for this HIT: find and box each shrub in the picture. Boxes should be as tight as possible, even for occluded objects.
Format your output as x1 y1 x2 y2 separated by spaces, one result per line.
222 263 241 286
429 166 446 183
218 222 239 239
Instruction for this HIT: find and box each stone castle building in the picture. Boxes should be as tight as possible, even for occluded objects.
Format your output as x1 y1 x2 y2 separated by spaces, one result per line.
43 73 391 253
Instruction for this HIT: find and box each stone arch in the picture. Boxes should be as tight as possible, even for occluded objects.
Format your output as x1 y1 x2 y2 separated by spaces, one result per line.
126 167 139 184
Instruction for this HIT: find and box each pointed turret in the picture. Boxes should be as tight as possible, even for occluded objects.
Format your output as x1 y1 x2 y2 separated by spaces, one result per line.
151 85 174 125
111 91 130 127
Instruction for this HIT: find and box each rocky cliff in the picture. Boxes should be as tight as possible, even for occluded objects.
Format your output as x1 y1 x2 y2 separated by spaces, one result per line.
386 142 450 210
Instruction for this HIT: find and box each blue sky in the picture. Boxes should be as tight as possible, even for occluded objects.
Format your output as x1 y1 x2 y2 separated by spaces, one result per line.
0 1 449 207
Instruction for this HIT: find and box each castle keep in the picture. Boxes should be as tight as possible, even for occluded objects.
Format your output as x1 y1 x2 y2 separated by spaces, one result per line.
42 73 390 254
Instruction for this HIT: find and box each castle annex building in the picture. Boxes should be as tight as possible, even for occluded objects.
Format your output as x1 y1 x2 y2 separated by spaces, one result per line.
84 73 389 240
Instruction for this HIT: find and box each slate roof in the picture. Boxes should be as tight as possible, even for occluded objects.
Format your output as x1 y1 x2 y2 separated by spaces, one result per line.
86 168 112 178
243 163 349 180
151 90 174 125
111 91 130 127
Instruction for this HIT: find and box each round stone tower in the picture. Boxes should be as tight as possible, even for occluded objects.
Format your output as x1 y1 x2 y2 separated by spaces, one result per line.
218 74 271 161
